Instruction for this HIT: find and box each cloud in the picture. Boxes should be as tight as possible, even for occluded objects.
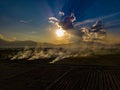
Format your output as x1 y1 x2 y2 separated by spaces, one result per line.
19 20 32 24
105 20 120 28
12 37 17 41
59 11 65 16
75 12 120 27
102 12 120 20
31 31 37 34
0 34 4 39
0 33 17 41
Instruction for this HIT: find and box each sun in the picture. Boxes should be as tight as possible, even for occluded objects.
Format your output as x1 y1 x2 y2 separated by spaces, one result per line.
56 29 65 37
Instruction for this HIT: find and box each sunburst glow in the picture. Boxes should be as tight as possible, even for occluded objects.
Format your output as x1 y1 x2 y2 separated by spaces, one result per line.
56 29 65 37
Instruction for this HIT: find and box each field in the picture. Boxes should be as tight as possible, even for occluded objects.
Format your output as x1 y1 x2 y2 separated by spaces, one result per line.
0 47 120 89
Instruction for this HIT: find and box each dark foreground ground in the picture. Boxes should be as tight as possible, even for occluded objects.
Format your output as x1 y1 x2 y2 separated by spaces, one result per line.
0 54 120 90
0 48 120 90
1 64 120 90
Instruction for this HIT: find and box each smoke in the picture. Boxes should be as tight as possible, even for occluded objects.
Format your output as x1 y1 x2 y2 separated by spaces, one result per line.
10 42 119 64
11 44 100 63
11 46 32 60
49 47 92 63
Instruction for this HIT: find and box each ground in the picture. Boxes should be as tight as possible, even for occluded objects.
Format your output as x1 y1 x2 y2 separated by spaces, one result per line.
0 48 120 89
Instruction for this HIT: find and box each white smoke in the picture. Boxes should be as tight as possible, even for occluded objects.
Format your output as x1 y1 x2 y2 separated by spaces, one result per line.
10 44 100 63
11 46 32 60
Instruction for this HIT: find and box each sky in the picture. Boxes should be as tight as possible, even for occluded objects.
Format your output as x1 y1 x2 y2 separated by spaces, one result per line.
0 0 120 43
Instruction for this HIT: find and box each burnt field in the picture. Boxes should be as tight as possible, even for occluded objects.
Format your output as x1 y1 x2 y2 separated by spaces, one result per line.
0 47 120 89
0 63 120 90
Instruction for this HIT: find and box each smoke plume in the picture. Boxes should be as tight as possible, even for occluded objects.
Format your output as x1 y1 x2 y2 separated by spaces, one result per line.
10 42 119 63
